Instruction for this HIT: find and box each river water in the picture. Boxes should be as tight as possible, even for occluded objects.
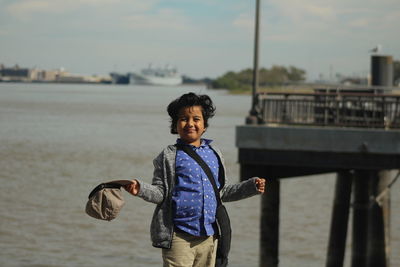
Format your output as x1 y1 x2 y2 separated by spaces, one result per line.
0 83 398 267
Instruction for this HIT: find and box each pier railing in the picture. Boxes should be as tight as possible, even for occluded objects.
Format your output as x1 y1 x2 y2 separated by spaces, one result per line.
255 88 400 129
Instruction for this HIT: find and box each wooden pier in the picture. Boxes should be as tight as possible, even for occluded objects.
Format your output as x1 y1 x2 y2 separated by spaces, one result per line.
236 87 400 267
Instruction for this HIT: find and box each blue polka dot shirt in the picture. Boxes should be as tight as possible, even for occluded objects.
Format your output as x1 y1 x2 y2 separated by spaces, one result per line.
172 138 220 237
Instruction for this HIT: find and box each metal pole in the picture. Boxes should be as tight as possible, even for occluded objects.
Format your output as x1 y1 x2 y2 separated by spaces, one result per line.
247 0 261 124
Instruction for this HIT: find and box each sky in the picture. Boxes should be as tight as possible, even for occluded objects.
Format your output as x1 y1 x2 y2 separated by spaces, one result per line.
0 0 399 81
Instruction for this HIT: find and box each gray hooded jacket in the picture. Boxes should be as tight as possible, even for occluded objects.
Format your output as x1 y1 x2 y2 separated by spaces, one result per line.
136 144 260 249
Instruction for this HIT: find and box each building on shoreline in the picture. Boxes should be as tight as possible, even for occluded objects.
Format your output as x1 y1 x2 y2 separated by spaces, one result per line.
0 64 111 84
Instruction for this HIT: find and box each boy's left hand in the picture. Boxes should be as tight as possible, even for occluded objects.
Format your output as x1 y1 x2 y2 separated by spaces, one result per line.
255 178 266 193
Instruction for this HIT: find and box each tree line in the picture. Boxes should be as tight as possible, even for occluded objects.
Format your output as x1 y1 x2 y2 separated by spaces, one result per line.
209 60 400 91
211 65 306 91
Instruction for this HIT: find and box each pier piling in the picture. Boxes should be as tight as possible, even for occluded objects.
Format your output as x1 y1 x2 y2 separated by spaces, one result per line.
351 171 371 267
260 178 280 267
367 170 391 267
326 171 353 267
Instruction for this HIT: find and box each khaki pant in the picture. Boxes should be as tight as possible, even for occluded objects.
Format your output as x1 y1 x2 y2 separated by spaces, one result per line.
162 231 218 267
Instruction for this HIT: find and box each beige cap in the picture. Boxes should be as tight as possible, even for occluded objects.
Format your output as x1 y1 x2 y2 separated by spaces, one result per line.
85 180 132 221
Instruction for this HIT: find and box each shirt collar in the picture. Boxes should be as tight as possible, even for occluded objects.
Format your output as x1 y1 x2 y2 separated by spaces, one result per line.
176 138 213 148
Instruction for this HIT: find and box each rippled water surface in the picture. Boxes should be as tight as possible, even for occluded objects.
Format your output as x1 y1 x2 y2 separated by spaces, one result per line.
0 83 399 267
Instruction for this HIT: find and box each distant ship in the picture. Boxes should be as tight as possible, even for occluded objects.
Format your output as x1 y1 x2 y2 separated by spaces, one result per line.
110 72 130 84
129 65 182 86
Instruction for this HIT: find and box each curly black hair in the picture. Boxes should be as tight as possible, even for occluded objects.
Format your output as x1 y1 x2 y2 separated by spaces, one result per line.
167 92 216 134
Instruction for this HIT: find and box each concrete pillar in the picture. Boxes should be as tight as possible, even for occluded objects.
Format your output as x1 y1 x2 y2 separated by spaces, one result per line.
326 170 353 267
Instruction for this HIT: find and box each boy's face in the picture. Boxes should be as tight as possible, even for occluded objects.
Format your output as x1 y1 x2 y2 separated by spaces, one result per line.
176 105 205 147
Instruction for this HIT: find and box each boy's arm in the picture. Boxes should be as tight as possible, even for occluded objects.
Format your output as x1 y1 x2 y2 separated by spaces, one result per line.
220 177 265 202
124 154 166 204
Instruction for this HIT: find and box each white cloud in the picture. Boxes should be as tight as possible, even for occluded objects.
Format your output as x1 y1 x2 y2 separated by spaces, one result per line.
121 8 188 31
6 0 157 20
263 0 400 43
380 10 400 29
6 0 65 19
349 18 369 28
265 34 296 42
268 0 336 22
232 13 253 30
304 5 336 20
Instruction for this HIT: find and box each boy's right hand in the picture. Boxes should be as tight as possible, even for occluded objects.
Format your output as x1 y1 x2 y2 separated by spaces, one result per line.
124 179 140 195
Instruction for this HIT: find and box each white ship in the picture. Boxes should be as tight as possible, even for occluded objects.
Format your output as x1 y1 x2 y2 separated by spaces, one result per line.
129 65 182 86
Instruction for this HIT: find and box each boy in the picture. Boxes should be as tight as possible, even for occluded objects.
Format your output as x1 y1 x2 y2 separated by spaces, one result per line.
125 92 265 267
